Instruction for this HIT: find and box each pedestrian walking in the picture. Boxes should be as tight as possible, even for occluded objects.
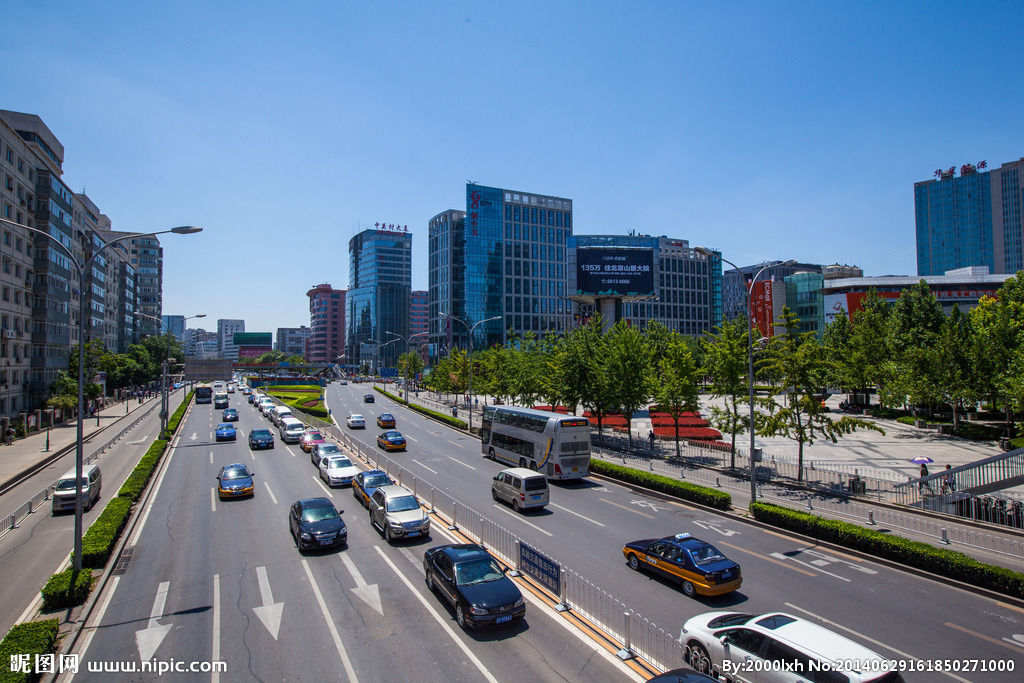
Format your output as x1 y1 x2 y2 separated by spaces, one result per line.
648 430 655 450
5 426 14 446
918 462 934 495
941 464 956 494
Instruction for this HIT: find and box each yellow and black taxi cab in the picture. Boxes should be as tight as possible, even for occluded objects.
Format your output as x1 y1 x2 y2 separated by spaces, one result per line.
622 532 741 597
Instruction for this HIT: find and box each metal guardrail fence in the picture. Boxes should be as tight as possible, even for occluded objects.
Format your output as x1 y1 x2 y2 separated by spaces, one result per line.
0 401 159 540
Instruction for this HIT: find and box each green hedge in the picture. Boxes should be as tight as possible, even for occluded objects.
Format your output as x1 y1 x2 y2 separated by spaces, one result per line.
118 440 168 501
0 619 60 683
40 569 93 612
265 389 329 419
379 387 469 429
750 502 1024 598
79 496 132 568
162 390 194 439
591 459 732 510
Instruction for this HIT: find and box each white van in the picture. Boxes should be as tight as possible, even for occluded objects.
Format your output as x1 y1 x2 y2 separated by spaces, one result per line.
279 417 305 443
491 467 549 511
270 405 294 426
52 463 102 514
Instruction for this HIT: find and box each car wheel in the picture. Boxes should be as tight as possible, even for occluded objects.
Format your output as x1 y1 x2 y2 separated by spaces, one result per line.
488 447 495 460
385 526 394 543
519 458 527 468
627 554 641 571
512 499 520 512
688 643 712 674
681 580 697 598
491 488 499 502
456 604 467 629
529 460 537 470
426 572 435 592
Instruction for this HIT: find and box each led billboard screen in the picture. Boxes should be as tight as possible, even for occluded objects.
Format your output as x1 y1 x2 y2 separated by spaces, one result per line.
575 248 655 297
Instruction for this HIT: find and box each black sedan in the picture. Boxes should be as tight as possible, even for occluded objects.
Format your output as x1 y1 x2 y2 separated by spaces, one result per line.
249 428 274 450
222 408 239 421
423 544 525 629
289 497 347 552
363 394 375 403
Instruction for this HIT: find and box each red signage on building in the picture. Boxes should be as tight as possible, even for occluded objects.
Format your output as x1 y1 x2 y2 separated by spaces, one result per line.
750 280 774 338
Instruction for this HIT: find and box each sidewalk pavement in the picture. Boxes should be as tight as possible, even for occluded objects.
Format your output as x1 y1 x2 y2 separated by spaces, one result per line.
0 395 161 492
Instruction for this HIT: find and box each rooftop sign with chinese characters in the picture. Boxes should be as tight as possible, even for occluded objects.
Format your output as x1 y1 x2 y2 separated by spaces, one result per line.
934 161 987 179
374 222 409 233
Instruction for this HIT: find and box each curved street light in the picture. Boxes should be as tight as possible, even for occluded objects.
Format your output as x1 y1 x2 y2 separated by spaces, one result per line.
695 247 795 505
0 217 202 570
385 330 428 385
439 313 500 431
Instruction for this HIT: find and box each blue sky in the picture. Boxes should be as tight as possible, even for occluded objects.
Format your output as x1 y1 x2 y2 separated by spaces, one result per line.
4 1 1023 333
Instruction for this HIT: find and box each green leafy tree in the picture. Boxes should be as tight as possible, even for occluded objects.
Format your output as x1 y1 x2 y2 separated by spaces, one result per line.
397 350 424 387
575 317 615 433
605 321 651 447
549 322 600 415
654 335 701 458
758 307 883 480
703 315 751 468
884 280 945 412
845 290 890 407
971 273 1024 432
938 305 977 430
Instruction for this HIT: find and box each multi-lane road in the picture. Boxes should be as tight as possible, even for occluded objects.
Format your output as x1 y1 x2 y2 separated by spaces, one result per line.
6 381 1022 681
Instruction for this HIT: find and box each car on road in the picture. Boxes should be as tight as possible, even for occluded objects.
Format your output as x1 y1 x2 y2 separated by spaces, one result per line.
216 463 254 500
311 441 342 465
346 414 366 429
242 387 252 395
339 379 348 385
318 454 360 487
215 422 237 441
622 533 741 598
376 413 396 428
214 392 229 409
352 469 394 508
227 384 235 393
376 430 406 451
491 467 549 511
258 398 275 415
300 429 326 452
368 484 430 543
249 428 274 450
423 544 525 630
679 611 905 683
221 408 239 422
289 497 347 552
363 394 375 403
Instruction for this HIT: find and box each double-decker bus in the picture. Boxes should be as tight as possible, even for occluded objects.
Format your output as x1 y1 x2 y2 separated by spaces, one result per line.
480 405 590 480
195 383 213 404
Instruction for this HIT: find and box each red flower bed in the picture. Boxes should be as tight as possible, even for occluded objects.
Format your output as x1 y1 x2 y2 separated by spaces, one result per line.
652 426 722 441
532 405 571 414
650 415 709 427
650 408 700 418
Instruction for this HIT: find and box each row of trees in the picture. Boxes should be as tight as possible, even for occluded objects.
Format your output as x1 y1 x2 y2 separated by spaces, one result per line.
419 273 1024 478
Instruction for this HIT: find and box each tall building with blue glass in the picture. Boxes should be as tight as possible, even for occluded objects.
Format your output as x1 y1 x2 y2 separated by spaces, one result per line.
346 228 412 370
429 184 572 356
915 158 1024 276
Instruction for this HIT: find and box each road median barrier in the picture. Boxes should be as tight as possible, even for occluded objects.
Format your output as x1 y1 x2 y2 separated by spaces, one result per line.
591 459 731 510
374 386 468 430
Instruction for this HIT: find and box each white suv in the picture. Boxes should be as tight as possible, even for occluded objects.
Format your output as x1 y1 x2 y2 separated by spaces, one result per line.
680 611 904 683
368 485 430 544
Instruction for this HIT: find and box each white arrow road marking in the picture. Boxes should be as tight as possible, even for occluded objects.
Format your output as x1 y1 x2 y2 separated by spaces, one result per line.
692 519 740 537
771 552 851 582
135 581 172 662
190 432 198 441
252 566 284 639
339 552 383 616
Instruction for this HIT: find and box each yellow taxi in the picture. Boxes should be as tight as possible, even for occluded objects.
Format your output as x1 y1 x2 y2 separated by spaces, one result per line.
622 533 741 597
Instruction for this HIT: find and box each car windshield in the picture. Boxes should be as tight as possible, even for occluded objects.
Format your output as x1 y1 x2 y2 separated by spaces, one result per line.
251 430 271 438
364 474 390 488
319 444 341 454
454 558 505 586
349 415 363 421
305 432 323 441
218 423 233 430
386 432 403 440
302 505 337 522
386 495 420 512
688 542 726 565
380 414 393 421
55 477 86 491
327 457 353 470
221 467 250 480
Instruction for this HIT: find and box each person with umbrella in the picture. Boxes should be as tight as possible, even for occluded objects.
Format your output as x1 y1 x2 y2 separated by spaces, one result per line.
913 456 934 495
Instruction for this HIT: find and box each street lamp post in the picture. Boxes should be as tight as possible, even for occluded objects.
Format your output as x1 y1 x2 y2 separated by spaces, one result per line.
695 248 795 505
137 312 205 435
385 330 428 387
439 313 500 431
0 217 201 570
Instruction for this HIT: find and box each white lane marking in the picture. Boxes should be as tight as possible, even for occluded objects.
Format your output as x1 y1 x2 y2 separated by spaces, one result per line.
771 552 850 582
209 451 213 464
314 476 335 498
491 504 553 536
447 440 464 448
212 574 221 683
447 456 476 471
211 488 217 513
302 559 358 682
399 546 421 569
263 481 279 505
287 446 298 458
416 461 438 475
339 552 384 616
134 581 171 661
784 602 970 683
130 440 179 546
374 546 499 683
404 435 417 442
253 566 284 639
550 502 605 527
250 448 256 460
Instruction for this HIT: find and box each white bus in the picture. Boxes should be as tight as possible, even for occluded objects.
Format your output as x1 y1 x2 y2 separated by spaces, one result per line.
480 405 591 480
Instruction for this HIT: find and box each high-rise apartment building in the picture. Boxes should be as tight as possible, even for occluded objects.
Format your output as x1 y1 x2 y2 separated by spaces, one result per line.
106 232 164 338
217 319 244 360
276 325 311 358
306 284 345 365
347 228 412 370
915 158 1024 276
429 184 572 356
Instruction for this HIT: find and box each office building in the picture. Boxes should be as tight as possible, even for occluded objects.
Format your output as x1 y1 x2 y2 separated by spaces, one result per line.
410 289 428 341
347 228 411 370
429 184 572 356
568 234 722 336
184 327 218 358
217 319 244 360
163 315 185 341
276 326 311 358
234 332 272 359
915 158 1024 276
721 261 822 325
306 284 345 365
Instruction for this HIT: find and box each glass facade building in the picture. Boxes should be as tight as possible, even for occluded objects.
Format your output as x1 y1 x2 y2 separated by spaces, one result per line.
347 228 412 370
784 271 825 335
428 209 465 359
915 159 1024 276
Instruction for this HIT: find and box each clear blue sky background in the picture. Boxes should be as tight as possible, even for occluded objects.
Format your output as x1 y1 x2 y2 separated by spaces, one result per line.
4 1 1023 334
